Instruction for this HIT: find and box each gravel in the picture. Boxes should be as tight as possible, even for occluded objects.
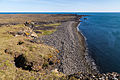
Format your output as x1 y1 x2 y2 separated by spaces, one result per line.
38 21 98 75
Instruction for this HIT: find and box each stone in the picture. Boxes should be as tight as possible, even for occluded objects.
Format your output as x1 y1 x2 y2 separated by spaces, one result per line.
31 33 38 38
51 69 59 73
17 31 24 35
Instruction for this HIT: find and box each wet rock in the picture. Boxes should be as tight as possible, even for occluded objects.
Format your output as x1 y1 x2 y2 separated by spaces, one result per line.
67 72 120 80
84 18 88 20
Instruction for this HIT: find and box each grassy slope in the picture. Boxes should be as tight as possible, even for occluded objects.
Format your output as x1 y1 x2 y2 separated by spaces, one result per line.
0 24 66 80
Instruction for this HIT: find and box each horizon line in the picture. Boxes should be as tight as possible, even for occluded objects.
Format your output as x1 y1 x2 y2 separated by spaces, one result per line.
0 11 120 12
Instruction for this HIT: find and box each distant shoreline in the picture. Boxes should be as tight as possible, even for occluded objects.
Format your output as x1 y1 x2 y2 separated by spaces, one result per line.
0 12 81 14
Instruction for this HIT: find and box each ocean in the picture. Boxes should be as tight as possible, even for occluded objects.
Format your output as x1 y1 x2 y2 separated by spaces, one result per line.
78 13 120 73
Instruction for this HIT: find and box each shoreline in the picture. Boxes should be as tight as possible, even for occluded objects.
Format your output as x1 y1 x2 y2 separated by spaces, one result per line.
76 22 99 73
39 18 98 74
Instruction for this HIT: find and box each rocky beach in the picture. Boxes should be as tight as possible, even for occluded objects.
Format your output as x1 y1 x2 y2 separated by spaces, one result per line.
38 20 98 74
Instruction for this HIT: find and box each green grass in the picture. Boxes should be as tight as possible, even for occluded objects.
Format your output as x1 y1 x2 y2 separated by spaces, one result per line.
35 29 56 36
43 23 61 27
34 23 60 37
41 30 57 35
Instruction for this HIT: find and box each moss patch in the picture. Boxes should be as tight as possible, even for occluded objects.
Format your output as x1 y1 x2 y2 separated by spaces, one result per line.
43 23 61 27
35 29 56 36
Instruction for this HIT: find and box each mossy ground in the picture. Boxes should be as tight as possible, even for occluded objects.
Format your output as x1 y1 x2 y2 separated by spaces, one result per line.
34 23 61 36
43 23 61 27
34 29 56 36
0 24 66 80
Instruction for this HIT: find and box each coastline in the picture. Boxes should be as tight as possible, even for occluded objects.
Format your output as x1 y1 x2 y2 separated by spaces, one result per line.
39 18 98 74
0 14 119 79
76 22 99 73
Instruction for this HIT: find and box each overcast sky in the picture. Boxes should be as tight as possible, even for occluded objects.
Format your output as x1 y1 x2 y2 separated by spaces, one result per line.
0 0 120 12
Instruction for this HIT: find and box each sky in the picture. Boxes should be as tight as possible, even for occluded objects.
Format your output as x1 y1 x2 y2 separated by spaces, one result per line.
0 0 120 12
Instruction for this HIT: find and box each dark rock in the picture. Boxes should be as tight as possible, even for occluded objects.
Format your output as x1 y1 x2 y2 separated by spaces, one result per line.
17 31 24 35
34 31 42 34
49 61 54 65
17 41 24 45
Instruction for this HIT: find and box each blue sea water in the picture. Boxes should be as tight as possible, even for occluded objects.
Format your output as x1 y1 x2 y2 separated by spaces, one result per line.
78 13 120 73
